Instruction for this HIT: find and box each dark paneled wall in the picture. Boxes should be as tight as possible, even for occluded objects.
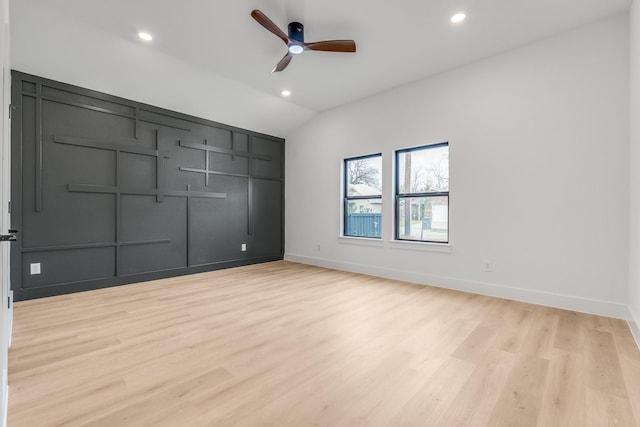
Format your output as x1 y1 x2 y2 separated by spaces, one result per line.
10 71 284 300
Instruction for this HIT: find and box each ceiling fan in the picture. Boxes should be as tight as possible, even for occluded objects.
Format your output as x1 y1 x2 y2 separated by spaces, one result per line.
251 9 357 73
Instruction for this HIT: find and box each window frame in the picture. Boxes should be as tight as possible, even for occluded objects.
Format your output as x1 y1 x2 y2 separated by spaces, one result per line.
343 153 383 239
394 142 449 244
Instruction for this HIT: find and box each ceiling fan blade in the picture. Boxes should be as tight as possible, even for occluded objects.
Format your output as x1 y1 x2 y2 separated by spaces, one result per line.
305 40 357 53
251 9 290 45
272 54 293 73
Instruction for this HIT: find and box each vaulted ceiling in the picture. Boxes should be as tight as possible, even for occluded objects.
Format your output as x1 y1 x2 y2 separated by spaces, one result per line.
12 0 632 135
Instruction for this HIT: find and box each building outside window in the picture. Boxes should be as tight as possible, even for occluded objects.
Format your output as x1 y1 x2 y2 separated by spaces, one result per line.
344 154 382 238
395 143 449 243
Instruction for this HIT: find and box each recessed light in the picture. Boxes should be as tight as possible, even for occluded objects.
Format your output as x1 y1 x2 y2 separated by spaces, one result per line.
280 90 291 97
138 31 153 41
450 12 466 24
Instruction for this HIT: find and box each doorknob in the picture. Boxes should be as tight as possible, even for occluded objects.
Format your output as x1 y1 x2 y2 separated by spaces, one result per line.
0 229 17 242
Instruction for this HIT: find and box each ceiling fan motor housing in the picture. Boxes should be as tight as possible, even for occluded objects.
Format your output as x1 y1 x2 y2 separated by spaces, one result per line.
288 22 304 43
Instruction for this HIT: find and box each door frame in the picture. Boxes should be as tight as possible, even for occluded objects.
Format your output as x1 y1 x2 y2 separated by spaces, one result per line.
0 0 10 425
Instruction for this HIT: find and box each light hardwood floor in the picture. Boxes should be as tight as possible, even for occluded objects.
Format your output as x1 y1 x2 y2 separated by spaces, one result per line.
8 261 640 426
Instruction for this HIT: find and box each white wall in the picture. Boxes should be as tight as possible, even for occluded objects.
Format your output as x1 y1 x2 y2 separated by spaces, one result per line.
286 15 630 318
629 0 640 343
9 1 315 139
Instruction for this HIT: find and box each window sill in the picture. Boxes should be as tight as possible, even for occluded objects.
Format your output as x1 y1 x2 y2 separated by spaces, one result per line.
337 236 384 247
388 240 452 253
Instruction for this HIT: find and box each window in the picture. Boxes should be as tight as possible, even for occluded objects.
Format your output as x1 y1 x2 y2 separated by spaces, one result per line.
344 154 382 238
395 143 449 243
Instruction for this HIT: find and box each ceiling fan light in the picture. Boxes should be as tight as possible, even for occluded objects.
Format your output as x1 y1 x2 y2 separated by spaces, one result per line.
288 44 304 55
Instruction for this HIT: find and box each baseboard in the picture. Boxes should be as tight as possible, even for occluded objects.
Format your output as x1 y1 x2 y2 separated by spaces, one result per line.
628 306 640 351
284 253 629 320
2 374 6 427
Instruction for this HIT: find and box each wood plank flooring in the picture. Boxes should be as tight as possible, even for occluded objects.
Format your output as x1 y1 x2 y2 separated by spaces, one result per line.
7 261 640 426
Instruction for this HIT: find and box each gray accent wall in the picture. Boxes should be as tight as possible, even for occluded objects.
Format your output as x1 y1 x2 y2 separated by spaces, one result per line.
10 71 284 300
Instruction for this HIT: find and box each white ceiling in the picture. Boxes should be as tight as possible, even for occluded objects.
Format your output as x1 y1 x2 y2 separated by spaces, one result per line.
18 0 632 114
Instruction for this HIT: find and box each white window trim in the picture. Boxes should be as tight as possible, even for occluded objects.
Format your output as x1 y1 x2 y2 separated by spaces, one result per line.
337 236 385 247
388 239 452 253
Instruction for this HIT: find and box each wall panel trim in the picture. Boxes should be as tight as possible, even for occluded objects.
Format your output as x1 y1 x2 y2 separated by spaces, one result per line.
11 71 284 300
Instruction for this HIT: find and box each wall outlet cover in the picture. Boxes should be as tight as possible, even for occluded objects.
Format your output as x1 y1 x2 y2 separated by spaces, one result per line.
30 263 41 275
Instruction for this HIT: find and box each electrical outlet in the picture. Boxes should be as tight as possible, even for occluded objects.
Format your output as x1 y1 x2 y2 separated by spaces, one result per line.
241 243 247 252
483 261 493 272
30 263 41 275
